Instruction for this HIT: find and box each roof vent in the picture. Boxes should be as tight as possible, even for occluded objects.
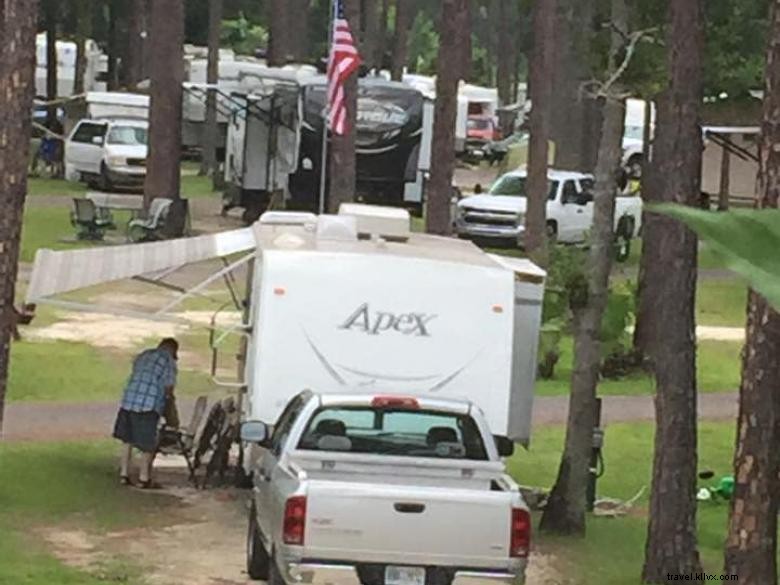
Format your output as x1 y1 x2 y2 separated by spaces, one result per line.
338 203 410 241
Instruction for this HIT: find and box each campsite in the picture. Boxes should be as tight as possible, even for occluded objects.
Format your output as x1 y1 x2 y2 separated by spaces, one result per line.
3 1 780 585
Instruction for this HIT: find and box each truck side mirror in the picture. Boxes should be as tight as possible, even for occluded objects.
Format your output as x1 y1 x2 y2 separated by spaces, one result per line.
494 435 515 458
241 421 270 445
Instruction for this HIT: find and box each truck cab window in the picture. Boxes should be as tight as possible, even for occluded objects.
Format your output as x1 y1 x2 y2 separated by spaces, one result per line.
71 123 106 144
562 180 579 204
298 406 488 461
270 394 307 456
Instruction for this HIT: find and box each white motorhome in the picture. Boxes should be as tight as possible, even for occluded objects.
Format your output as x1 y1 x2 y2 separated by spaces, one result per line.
25 205 546 452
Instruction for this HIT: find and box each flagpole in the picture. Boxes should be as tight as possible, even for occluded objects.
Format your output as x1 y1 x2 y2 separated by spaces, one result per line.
318 0 337 216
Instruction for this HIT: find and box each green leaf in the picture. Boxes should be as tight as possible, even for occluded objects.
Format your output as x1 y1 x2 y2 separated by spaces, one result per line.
656 205 780 309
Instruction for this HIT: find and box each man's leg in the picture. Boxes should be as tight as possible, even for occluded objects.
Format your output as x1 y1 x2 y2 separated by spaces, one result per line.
120 443 133 479
139 451 155 484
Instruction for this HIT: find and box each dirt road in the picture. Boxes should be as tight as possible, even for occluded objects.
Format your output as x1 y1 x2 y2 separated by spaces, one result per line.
3 391 738 442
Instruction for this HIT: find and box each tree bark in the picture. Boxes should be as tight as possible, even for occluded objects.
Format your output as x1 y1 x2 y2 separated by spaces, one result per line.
425 0 470 235
0 0 39 435
289 0 310 63
44 0 58 124
361 0 379 71
390 0 411 81
73 0 91 95
525 0 556 261
640 0 705 581
268 0 289 66
550 0 595 172
125 0 147 88
377 0 390 70
106 0 119 91
723 3 780 581
144 0 184 210
327 0 361 214
199 0 223 178
496 0 514 107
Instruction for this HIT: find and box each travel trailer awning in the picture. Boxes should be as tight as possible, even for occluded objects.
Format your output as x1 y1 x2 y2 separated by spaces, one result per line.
26 227 256 305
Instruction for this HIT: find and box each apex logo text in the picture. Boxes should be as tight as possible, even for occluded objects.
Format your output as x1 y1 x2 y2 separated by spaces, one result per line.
340 303 436 337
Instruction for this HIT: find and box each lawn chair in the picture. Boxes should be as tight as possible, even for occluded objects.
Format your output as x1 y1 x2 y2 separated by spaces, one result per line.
127 198 173 243
157 395 208 485
70 198 115 240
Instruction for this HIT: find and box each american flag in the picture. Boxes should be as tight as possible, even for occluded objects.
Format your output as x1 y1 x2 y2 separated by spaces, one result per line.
327 0 362 135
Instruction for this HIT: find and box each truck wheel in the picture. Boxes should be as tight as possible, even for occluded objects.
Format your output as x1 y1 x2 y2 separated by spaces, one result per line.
247 502 270 580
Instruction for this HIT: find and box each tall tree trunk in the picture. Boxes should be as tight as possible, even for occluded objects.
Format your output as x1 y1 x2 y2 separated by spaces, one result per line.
144 0 184 211
125 0 147 88
551 0 595 172
640 0 705 581
425 0 470 235
723 2 780 581
327 0 361 213
73 0 91 95
377 0 390 69
524 0 556 261
45 0 58 125
268 0 289 66
390 0 411 81
496 0 514 106
540 0 626 535
199 0 223 178
106 0 119 90
289 0 310 63
0 0 39 435
361 0 379 71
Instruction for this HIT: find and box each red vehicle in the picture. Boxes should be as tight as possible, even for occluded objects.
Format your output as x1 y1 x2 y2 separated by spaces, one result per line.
466 115 501 152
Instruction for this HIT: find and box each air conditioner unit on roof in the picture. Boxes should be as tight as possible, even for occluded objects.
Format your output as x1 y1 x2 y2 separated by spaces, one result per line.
338 203 411 241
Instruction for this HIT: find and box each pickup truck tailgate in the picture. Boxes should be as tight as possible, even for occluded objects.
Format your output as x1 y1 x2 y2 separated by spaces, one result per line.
304 480 514 567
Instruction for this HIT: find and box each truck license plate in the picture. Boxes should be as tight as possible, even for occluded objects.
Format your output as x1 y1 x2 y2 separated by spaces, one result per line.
385 566 426 585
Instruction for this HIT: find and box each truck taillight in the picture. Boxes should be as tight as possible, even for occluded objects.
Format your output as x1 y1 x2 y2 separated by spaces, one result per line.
372 396 419 409
510 508 531 558
283 496 307 546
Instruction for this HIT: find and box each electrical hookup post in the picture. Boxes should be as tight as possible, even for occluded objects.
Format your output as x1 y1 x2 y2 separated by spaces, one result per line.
586 397 605 512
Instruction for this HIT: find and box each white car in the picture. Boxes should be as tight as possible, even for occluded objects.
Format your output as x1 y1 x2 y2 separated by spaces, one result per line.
455 168 642 252
64 118 148 190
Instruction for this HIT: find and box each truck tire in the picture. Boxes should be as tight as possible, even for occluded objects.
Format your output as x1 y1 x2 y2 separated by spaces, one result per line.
546 221 558 244
247 502 270 580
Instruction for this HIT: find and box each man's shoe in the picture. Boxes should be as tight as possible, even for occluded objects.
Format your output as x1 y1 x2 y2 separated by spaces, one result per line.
120 476 132 486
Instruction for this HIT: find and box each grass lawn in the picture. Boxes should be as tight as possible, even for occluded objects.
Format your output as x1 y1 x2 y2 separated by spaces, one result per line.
538 337 741 396
7 339 215 402
697 279 748 328
0 441 173 585
509 421 748 584
27 175 215 199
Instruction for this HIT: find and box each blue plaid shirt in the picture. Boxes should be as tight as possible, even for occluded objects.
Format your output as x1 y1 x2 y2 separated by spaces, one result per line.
120 349 177 414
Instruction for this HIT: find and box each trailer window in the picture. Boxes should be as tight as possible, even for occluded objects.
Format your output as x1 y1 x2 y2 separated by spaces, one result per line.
297 407 488 460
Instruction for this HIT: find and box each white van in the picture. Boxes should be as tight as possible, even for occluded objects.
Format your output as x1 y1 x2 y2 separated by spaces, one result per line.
64 118 148 190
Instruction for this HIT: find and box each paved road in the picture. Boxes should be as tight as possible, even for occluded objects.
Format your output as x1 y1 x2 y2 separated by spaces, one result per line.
2 392 739 442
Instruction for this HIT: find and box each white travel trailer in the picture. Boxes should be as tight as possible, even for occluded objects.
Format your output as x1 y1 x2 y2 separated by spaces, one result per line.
36 33 106 98
25 206 546 454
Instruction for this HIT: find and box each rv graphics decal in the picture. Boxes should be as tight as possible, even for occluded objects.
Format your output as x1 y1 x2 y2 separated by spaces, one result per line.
340 303 436 337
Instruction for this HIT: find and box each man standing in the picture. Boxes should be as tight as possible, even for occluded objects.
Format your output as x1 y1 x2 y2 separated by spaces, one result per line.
113 338 178 488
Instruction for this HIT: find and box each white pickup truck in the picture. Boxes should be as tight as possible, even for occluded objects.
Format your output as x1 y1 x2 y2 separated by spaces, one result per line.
241 391 530 585
455 169 642 254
